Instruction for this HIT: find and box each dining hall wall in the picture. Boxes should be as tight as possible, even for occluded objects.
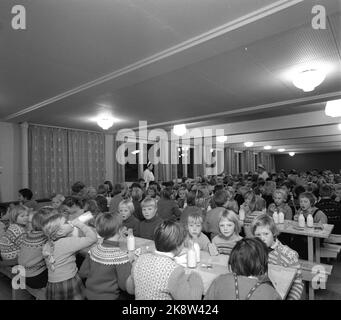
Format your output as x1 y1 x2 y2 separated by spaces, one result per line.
0 122 22 202
274 151 341 173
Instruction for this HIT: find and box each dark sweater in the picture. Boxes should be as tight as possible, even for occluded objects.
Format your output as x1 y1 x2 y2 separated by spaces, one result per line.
78 239 132 300
157 198 182 221
138 215 163 240
133 200 145 221
123 215 140 236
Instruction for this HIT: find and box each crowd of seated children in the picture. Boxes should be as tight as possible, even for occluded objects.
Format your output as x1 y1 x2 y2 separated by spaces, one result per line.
184 212 210 251
205 238 281 300
79 213 132 300
126 221 204 300
267 189 293 220
251 214 304 300
212 210 242 255
42 214 97 300
0 205 29 264
157 187 182 222
17 207 57 289
138 198 163 240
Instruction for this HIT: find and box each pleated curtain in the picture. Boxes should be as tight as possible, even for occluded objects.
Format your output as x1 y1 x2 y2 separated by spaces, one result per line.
113 136 125 185
223 147 236 174
242 150 255 174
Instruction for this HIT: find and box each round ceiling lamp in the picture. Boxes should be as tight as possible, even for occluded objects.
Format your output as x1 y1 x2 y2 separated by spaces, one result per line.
264 145 272 150
173 124 187 136
292 69 326 92
244 141 254 147
216 136 228 143
97 116 114 130
289 152 296 157
278 148 286 152
325 99 341 117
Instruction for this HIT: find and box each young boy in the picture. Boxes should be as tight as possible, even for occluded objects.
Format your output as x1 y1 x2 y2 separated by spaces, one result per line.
79 213 132 300
138 198 163 240
185 212 210 251
118 199 139 236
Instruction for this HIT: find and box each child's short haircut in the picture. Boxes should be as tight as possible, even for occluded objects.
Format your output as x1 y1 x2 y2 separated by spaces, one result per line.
63 196 83 208
161 187 173 199
213 190 228 207
52 194 65 202
251 214 279 238
118 199 135 214
141 197 157 208
95 212 122 239
229 238 268 276
32 206 57 231
187 212 203 225
131 188 143 202
19 188 33 200
71 181 86 194
219 210 241 235
319 184 333 198
154 221 186 253
8 205 28 224
186 191 197 206
298 192 316 206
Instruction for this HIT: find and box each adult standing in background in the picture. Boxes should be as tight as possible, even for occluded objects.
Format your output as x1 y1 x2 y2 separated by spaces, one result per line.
257 164 269 181
143 162 154 188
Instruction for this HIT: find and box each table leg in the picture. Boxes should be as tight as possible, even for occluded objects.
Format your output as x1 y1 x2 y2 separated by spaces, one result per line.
308 237 314 262
315 238 320 263
308 283 315 300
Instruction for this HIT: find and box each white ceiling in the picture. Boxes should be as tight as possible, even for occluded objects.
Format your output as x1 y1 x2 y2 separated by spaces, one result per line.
0 0 341 154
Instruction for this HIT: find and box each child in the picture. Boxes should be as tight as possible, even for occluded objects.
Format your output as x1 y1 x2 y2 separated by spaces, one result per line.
268 189 292 220
157 187 182 222
212 210 242 255
224 189 239 213
126 221 204 300
251 214 304 300
63 196 85 221
177 187 188 209
51 194 66 212
205 238 281 300
118 199 139 236
147 185 160 201
42 213 97 300
18 188 38 211
18 206 57 289
203 190 228 239
138 198 163 240
109 183 128 214
185 212 210 251
0 205 29 263
295 192 328 224
79 213 132 300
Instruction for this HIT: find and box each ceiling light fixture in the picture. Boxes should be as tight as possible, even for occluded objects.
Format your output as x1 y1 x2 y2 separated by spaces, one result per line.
325 99 341 117
97 115 114 130
264 145 272 150
278 148 285 152
244 142 254 147
289 152 296 157
292 69 326 92
216 136 228 143
173 124 187 136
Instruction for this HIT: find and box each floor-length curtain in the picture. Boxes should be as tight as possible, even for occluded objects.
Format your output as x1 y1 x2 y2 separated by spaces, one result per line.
242 150 255 173
224 147 236 174
28 125 69 199
259 152 276 174
193 137 205 178
68 130 105 189
113 135 125 185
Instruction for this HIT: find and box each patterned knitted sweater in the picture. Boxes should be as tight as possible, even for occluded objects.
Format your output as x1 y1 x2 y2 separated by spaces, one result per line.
268 239 304 300
0 223 26 260
18 231 47 277
78 239 131 300
212 234 242 255
130 252 204 300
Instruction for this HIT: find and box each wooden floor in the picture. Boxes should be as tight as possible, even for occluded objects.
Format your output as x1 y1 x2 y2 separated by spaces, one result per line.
1 259 341 300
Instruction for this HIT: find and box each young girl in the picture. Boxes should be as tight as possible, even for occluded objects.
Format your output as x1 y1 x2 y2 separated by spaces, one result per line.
79 213 132 300
185 212 210 251
251 214 304 300
295 192 328 224
51 194 66 212
205 238 281 300
224 189 239 213
118 199 139 236
126 221 204 300
177 187 188 209
268 189 293 220
146 185 160 202
0 205 29 263
42 213 97 300
18 206 57 289
212 210 242 255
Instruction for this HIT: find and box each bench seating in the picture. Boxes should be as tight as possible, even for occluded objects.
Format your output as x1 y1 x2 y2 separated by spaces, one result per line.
299 259 333 282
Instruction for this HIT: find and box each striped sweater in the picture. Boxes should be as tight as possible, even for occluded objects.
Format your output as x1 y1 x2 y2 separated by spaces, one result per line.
212 234 242 255
268 239 304 300
0 223 26 260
